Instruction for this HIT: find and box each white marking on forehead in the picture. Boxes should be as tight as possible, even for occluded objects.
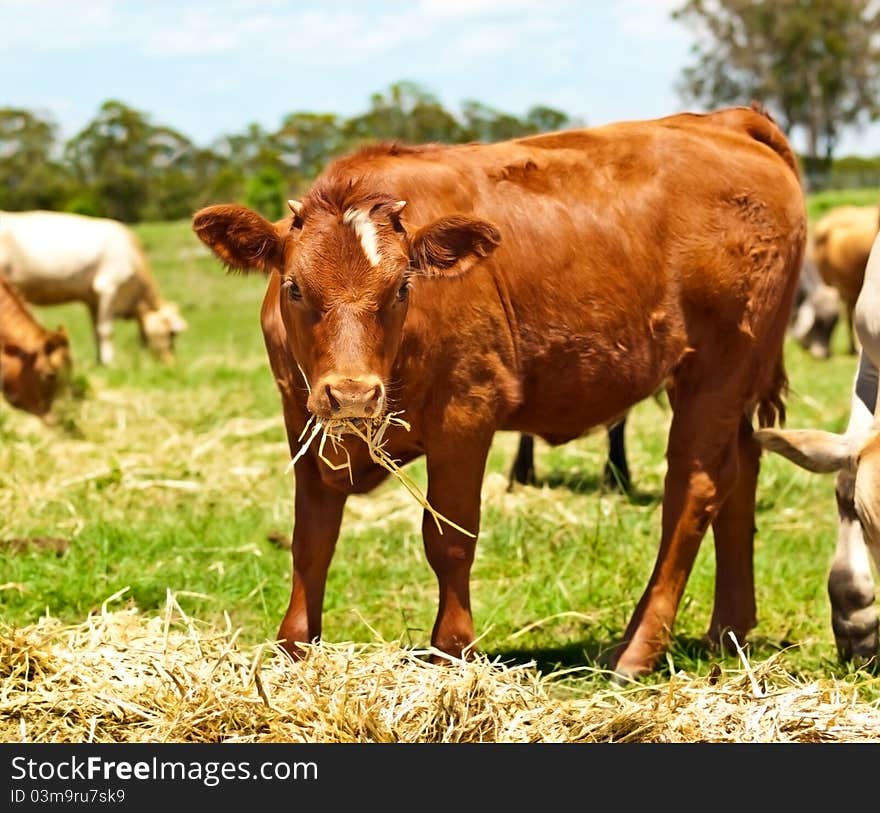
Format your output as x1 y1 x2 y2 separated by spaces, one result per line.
343 207 382 267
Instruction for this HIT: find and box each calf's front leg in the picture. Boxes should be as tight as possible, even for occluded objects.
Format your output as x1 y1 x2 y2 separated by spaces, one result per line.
277 453 347 659
422 436 492 660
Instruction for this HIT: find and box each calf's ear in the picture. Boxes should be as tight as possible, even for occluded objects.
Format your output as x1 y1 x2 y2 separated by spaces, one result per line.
410 215 501 278
192 205 284 274
45 330 69 353
754 428 854 473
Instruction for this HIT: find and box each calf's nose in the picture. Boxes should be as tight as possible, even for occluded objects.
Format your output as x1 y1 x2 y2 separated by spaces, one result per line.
317 375 385 419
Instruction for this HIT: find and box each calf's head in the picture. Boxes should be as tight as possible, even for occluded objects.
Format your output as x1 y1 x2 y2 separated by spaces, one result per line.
192 196 500 420
1 327 71 419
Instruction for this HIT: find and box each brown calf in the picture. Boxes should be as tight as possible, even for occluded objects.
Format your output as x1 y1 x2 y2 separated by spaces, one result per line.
193 105 806 679
0 276 71 419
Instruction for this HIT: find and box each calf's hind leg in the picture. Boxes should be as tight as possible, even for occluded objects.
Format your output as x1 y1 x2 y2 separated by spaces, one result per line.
707 414 760 649
612 390 751 679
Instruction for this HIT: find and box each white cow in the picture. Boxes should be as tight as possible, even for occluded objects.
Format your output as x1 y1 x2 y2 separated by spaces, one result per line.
756 230 880 665
0 210 187 365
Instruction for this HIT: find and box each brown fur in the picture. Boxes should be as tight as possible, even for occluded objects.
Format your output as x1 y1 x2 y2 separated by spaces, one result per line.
0 275 49 349
0 277 71 417
193 105 807 679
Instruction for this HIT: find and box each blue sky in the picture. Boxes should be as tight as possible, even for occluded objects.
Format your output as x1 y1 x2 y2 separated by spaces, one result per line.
2 0 879 156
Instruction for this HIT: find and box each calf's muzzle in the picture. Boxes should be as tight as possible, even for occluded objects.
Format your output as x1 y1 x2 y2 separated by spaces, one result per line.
309 374 385 419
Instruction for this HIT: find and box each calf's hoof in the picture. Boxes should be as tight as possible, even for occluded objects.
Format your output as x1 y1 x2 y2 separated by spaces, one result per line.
609 642 662 683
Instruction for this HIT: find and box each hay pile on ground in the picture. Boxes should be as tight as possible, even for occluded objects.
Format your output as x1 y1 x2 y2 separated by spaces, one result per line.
2 591 879 743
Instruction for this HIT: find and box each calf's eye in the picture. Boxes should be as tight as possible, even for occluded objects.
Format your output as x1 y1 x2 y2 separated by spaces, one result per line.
285 280 302 301
397 281 410 301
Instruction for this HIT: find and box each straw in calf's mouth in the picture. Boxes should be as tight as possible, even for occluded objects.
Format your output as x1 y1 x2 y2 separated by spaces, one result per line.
285 411 476 538
288 364 474 537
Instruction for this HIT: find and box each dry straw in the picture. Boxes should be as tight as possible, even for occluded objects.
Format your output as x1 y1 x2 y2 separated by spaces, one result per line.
3 590 880 743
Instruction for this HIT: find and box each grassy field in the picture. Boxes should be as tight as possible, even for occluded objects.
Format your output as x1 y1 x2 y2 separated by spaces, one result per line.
1 196 878 700
807 186 880 220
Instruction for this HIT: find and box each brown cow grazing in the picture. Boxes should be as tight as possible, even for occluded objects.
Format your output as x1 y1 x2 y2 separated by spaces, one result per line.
0 276 71 419
193 104 806 680
810 203 880 354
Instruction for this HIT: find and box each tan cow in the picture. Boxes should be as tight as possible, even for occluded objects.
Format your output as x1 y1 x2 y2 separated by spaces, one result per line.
193 105 806 680
0 276 71 419
811 203 880 354
0 210 187 365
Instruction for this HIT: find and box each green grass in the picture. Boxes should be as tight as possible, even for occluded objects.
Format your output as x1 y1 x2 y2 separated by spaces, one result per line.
807 186 880 220
1 206 877 699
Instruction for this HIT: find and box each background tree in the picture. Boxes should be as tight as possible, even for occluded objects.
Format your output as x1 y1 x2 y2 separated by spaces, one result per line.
207 122 291 217
64 100 197 221
0 108 71 211
273 112 349 192
673 0 880 173
459 101 572 142
524 105 573 134
3 84 576 223
344 80 466 144
460 100 536 142
139 124 202 221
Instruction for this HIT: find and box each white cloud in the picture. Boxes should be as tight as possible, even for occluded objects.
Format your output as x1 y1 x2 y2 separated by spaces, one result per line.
136 6 412 63
145 27 242 57
443 15 566 61
417 0 574 19
0 0 584 66
611 0 689 43
18 0 880 155
143 3 571 73
0 0 119 50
